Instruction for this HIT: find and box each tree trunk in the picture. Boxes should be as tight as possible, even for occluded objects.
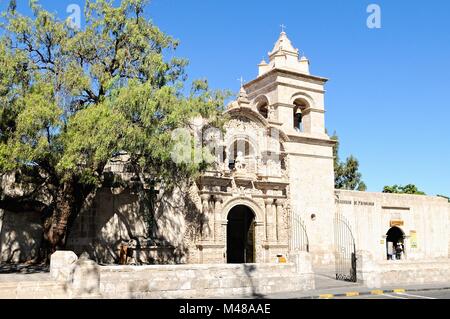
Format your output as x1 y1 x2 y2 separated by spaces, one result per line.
44 181 76 254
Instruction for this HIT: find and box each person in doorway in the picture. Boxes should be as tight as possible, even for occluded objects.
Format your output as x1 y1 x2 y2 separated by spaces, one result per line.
395 243 403 260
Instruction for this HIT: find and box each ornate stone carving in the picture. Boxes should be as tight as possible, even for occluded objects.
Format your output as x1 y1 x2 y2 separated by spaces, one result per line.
268 105 276 121
235 151 245 171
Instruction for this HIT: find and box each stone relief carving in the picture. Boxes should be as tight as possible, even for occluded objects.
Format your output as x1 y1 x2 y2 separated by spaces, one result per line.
268 105 276 121
224 117 261 142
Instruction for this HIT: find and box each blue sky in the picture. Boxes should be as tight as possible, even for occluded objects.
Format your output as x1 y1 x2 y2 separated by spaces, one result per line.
1 0 449 196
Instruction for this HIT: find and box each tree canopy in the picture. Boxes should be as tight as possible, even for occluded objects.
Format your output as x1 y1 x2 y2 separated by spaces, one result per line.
0 0 228 256
382 184 426 195
331 133 367 191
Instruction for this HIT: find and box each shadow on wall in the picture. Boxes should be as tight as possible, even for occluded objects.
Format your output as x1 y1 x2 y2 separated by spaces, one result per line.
66 182 203 265
243 264 265 299
0 210 43 263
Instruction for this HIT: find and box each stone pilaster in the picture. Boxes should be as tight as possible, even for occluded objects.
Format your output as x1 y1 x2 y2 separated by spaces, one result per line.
275 199 285 243
200 194 211 240
213 195 223 242
264 198 276 242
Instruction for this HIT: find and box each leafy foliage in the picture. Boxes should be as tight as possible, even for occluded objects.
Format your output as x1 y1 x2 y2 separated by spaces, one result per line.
331 133 367 191
382 184 426 195
0 0 228 253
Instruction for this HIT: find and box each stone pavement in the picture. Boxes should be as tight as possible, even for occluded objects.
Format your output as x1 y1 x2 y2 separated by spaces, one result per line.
262 282 450 299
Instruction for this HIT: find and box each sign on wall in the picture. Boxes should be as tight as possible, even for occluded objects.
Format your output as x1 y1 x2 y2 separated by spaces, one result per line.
390 220 404 227
410 230 418 248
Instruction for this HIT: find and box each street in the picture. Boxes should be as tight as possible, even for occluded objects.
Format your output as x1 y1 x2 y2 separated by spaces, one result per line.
335 289 450 299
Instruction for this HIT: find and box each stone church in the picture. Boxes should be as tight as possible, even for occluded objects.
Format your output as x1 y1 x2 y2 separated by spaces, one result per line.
1 32 449 282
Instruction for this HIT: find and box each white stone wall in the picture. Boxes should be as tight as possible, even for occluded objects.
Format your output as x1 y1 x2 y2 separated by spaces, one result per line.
336 190 450 261
97 263 314 298
448 203 450 257
49 251 314 299
287 152 335 267
357 251 450 288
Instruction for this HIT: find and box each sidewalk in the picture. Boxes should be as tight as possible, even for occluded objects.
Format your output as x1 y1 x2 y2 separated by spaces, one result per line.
263 282 450 299
236 267 450 299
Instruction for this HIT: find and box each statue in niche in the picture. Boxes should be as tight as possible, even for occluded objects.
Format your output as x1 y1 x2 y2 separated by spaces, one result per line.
235 151 245 171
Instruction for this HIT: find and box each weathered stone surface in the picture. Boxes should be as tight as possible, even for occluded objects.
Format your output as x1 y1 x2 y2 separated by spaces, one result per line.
357 250 450 288
69 256 101 298
50 251 78 281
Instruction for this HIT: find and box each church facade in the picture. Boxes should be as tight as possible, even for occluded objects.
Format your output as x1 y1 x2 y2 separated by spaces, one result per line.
2 33 449 278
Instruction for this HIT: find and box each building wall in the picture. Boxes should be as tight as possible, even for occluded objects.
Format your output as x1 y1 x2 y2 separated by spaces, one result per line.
67 184 202 265
0 209 42 263
336 190 449 261
448 203 450 257
286 148 335 267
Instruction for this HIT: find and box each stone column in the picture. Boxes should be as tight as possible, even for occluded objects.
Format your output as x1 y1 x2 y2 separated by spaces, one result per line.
213 195 223 242
264 198 275 242
275 199 285 243
200 194 211 240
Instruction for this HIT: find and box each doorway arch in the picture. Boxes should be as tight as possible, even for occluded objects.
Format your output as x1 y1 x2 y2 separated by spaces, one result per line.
226 205 256 264
386 226 405 260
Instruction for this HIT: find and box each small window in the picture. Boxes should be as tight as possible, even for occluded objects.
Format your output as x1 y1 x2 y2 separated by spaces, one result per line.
293 100 308 132
293 106 303 132
255 96 270 119
259 104 268 119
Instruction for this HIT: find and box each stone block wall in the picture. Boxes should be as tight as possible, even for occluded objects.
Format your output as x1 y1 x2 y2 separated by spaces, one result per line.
97 263 314 298
48 251 314 299
0 209 42 263
336 190 450 261
356 251 450 288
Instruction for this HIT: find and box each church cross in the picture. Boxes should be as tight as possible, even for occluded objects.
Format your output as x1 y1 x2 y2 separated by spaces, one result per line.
280 24 286 33
237 76 245 87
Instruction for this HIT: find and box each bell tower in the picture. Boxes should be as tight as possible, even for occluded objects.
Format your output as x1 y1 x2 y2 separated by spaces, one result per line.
244 31 336 267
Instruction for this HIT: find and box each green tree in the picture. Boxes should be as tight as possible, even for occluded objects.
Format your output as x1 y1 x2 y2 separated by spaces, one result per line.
331 133 367 191
0 0 228 257
382 184 426 195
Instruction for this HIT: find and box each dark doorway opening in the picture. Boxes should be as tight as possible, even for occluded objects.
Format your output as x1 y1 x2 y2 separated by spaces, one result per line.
227 205 255 264
386 227 405 260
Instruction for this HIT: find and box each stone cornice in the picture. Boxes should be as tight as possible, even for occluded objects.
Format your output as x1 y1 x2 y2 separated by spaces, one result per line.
261 242 289 249
245 68 328 89
287 153 334 160
247 82 325 102
270 103 326 113
286 134 336 147
196 242 225 249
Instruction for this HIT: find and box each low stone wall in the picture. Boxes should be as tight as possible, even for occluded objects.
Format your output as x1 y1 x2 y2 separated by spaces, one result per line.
357 251 450 288
50 251 314 299
0 280 68 299
99 263 313 298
